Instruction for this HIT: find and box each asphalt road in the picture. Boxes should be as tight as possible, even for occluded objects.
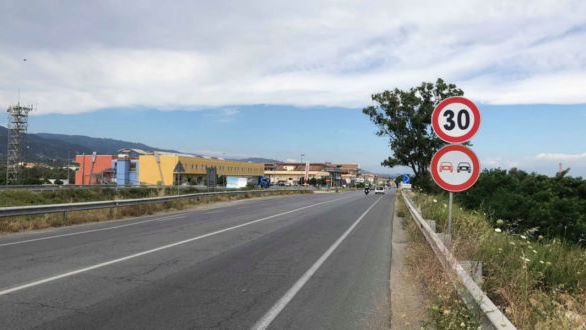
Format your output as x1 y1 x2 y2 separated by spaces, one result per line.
0 189 395 329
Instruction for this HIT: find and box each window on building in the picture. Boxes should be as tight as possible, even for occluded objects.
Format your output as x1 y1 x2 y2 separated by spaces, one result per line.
129 162 137 172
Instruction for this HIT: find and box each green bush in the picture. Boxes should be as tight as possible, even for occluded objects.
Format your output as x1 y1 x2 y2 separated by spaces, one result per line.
457 168 586 246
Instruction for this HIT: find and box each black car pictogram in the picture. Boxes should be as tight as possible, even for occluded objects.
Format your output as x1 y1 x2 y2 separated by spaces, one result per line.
457 162 471 173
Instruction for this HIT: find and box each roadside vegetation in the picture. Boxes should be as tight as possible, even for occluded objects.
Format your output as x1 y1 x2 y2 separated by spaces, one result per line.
458 168 586 247
0 189 310 233
0 186 279 207
407 189 586 329
396 196 480 329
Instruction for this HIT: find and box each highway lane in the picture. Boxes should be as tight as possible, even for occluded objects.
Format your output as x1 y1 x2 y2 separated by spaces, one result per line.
0 190 395 329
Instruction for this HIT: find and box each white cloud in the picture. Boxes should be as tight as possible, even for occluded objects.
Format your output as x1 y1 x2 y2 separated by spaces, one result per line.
1 0 585 114
536 152 586 160
483 153 586 177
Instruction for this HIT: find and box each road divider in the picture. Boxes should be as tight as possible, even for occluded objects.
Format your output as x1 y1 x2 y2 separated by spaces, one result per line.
0 194 353 297
0 189 310 218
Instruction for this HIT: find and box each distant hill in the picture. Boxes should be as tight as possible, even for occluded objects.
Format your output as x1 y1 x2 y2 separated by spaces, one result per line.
235 157 281 163
0 126 179 161
36 132 179 155
0 126 284 164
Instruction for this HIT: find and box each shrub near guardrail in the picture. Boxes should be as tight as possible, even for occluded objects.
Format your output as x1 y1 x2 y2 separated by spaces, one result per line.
0 189 310 233
0 186 276 207
456 168 586 246
411 190 586 329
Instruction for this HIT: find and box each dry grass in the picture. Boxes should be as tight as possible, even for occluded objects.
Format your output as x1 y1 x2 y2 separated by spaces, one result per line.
409 191 586 329
0 190 310 234
397 196 480 329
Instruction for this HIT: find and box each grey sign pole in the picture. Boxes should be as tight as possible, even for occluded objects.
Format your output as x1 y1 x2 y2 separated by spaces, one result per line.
448 191 453 244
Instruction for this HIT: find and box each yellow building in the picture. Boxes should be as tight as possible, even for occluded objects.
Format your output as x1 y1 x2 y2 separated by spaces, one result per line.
138 154 264 185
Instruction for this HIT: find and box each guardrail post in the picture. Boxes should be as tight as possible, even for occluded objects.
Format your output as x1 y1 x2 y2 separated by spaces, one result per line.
425 219 437 233
461 261 483 285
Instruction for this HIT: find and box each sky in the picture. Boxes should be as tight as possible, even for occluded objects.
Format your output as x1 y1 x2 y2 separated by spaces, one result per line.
1 1 585 176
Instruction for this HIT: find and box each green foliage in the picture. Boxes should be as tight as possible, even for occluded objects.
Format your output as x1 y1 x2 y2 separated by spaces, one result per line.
413 192 586 327
363 78 463 185
0 165 73 185
458 168 586 246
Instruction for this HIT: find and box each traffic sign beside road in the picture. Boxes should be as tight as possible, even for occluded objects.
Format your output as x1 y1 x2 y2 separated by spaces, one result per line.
430 144 480 192
432 96 481 143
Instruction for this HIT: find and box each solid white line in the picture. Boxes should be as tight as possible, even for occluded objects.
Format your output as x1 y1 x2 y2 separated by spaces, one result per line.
251 197 382 330
0 214 187 247
0 195 353 297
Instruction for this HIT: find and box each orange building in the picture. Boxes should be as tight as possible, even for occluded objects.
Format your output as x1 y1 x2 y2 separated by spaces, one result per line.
75 155 117 185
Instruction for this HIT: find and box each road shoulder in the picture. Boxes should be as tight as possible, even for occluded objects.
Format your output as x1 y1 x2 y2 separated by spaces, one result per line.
390 197 427 329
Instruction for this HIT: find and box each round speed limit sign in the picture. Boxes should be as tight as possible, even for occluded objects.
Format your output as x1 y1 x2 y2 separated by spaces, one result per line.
432 97 481 143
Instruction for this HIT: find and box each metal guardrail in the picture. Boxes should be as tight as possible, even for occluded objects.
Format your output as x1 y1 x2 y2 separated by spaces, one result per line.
401 190 516 330
0 184 235 192
0 189 309 218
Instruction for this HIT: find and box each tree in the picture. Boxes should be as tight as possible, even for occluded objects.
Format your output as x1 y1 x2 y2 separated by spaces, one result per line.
363 78 464 189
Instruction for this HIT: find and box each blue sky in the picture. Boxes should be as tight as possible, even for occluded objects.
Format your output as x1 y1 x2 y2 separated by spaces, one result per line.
1 1 585 176
25 103 586 177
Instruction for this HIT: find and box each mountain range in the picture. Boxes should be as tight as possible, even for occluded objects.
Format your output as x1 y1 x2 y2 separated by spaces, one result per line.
0 126 277 163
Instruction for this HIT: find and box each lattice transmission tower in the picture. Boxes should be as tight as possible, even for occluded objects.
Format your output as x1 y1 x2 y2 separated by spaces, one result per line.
6 103 32 184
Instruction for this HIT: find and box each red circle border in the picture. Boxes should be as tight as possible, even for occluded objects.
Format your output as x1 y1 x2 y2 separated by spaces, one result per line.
432 96 481 143
430 144 480 192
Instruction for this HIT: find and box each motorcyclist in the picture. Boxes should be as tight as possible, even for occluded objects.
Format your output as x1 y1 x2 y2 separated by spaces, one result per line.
364 186 370 195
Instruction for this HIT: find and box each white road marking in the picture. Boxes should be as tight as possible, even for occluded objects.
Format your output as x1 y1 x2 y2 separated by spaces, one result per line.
0 214 186 247
251 196 382 330
202 210 223 215
0 195 354 297
0 192 333 247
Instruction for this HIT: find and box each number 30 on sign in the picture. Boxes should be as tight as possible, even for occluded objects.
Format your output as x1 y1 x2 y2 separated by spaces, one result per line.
432 96 481 143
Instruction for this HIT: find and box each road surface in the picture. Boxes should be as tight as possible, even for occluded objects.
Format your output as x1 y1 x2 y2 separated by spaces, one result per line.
0 190 395 329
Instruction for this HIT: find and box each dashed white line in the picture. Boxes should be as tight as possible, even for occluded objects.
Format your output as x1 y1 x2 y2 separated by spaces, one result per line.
0 195 353 297
0 214 187 247
251 196 382 330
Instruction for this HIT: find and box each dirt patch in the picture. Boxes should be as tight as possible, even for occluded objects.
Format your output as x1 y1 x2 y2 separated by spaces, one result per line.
390 198 427 329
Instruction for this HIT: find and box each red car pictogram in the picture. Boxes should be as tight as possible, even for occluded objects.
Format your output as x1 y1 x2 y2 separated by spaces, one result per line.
439 162 453 173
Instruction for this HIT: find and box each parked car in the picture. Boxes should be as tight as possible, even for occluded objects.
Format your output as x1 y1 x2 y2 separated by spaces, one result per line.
439 162 454 173
457 162 471 173
374 186 385 194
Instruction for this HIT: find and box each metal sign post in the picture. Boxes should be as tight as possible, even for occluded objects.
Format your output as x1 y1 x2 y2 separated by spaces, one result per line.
430 97 482 245
448 191 453 239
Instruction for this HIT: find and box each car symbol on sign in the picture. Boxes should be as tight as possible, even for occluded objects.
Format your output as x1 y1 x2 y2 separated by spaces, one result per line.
457 162 471 173
439 162 453 173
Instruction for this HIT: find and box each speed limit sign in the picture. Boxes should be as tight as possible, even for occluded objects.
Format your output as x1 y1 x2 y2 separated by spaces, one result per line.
432 96 481 143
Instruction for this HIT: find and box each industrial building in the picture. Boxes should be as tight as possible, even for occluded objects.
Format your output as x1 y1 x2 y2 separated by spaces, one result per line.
264 162 360 186
75 154 117 185
74 150 264 186
137 153 264 185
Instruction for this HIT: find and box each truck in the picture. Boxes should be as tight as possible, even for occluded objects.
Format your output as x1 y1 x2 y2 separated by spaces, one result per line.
258 176 270 188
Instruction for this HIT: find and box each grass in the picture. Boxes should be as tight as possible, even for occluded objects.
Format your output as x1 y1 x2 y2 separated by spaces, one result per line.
0 190 311 234
0 186 285 207
397 195 481 329
408 189 586 329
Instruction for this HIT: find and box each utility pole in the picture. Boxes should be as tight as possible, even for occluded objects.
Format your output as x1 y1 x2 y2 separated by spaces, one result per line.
67 151 70 184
